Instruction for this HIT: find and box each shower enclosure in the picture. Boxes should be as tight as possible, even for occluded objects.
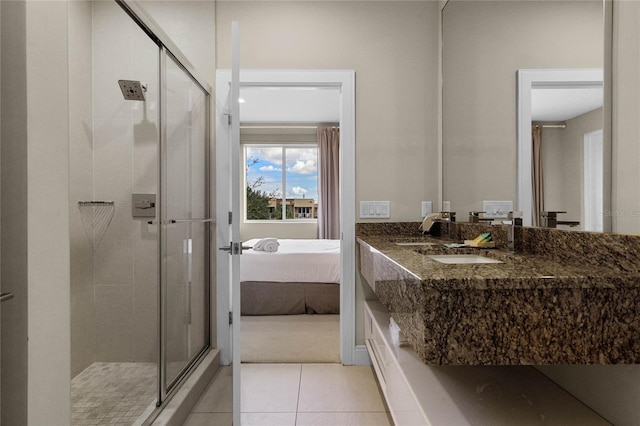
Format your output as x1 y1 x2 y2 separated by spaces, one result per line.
68 1 212 424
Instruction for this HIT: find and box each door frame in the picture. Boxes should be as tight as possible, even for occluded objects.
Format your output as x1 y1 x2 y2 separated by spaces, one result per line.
584 128 604 232
516 68 604 227
215 69 359 365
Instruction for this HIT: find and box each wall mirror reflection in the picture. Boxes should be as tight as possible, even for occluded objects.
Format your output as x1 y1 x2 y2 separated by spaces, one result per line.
441 0 607 231
517 69 604 230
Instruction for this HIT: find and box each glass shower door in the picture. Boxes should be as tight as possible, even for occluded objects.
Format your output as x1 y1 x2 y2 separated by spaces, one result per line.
160 49 211 396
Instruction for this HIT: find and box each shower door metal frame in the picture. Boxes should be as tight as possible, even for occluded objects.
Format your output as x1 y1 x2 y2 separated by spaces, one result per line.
115 0 214 420
158 46 213 401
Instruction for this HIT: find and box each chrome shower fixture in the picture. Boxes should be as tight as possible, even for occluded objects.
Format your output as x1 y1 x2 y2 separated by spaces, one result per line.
118 80 147 101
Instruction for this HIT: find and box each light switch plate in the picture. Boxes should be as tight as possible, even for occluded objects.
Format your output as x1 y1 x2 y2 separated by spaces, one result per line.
482 200 513 219
421 201 432 218
360 201 390 219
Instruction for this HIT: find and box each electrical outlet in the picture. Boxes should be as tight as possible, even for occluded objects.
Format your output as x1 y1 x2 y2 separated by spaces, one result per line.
421 201 432 218
442 201 451 212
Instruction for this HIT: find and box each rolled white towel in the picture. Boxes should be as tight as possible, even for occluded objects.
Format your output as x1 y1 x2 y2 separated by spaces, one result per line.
253 237 279 252
262 240 279 252
252 237 273 250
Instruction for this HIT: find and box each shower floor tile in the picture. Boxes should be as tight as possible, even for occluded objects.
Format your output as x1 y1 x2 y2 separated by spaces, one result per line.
71 362 157 426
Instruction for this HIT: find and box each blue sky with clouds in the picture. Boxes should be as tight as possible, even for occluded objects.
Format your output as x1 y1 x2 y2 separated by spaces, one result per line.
246 146 318 201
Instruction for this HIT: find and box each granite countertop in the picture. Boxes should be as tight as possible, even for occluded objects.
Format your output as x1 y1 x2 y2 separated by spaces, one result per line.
358 235 640 291
357 224 640 364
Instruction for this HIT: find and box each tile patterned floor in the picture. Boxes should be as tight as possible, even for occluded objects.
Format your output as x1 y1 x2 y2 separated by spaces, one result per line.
183 363 393 426
71 362 157 426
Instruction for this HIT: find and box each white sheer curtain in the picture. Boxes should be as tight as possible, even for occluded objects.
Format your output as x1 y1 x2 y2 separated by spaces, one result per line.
318 126 340 239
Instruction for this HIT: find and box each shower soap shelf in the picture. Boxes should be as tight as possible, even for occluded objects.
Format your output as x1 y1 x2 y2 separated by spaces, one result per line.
78 201 115 250
78 201 115 206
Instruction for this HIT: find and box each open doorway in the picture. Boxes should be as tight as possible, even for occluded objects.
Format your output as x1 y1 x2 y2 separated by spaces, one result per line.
239 86 341 362
517 68 604 229
215 70 357 369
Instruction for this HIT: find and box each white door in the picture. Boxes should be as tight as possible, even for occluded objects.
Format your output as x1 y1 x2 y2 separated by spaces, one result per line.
0 290 13 425
0 290 14 425
216 21 243 425
230 21 242 425
216 69 358 372
0 285 2 425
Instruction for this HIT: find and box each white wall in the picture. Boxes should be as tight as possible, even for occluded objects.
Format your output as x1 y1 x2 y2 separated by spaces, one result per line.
541 107 603 230
442 0 603 216
1 1 28 422
140 0 216 88
216 0 440 345
25 2 72 421
0 1 75 423
216 1 440 222
0 2 3 420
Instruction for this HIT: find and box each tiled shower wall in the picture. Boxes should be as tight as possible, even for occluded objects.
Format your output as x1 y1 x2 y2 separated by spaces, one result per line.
70 0 159 377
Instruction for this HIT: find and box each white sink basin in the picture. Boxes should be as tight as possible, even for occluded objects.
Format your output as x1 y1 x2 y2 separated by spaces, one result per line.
427 254 503 264
396 242 436 246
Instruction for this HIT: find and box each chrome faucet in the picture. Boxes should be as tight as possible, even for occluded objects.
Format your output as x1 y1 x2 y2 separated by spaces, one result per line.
468 211 494 223
507 211 523 252
540 211 580 228
436 211 456 238
540 211 565 228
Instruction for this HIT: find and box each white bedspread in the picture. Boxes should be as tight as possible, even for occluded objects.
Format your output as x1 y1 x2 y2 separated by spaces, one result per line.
240 239 341 283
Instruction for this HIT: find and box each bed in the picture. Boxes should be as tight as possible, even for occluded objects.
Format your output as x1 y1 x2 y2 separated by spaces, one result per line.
240 239 341 315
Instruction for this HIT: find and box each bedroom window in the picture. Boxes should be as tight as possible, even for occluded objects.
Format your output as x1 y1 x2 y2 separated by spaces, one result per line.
245 144 318 221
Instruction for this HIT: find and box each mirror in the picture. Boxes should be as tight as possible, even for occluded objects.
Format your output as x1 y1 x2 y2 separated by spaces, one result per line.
517 69 604 230
442 0 607 230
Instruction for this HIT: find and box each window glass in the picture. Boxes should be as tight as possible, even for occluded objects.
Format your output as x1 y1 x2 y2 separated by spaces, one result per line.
245 145 318 221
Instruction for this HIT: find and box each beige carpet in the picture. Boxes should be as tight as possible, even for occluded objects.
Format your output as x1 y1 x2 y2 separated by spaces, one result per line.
241 314 340 363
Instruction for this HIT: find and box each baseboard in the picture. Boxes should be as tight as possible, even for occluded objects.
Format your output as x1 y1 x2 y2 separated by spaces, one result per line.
352 344 371 366
151 348 220 425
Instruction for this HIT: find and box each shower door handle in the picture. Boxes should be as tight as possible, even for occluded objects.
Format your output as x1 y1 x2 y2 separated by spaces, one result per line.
170 218 214 224
146 218 215 225
0 292 14 303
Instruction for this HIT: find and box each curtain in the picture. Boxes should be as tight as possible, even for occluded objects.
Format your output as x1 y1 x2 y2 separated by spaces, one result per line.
318 126 340 239
531 125 544 227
